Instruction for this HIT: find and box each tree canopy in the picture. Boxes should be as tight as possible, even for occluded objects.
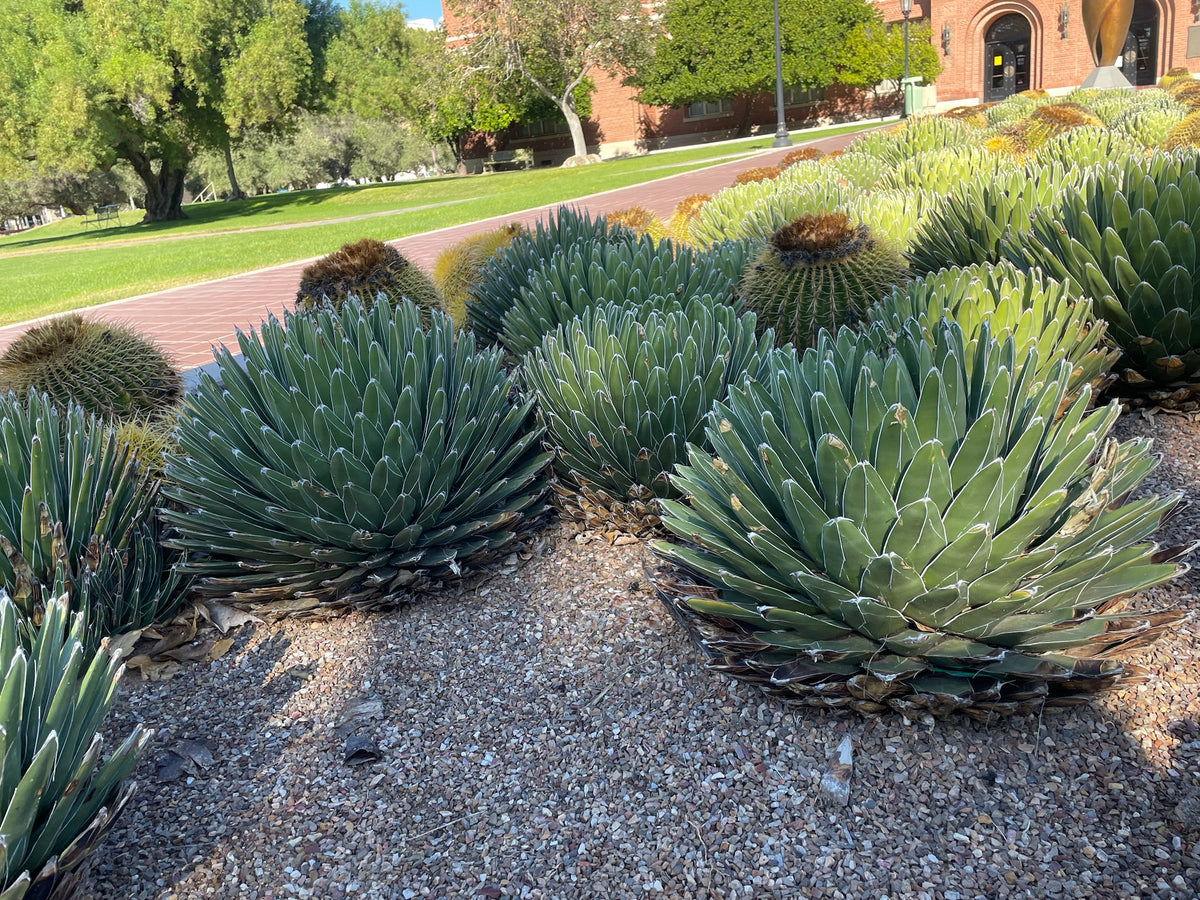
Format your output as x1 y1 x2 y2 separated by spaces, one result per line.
839 18 943 96
632 0 880 131
0 0 334 222
449 0 651 161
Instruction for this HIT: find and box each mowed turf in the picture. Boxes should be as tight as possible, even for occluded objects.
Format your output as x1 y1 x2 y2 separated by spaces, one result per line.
0 123 874 326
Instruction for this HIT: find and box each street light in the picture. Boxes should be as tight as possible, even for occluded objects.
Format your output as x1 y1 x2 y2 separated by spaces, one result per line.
900 0 913 119
771 0 792 148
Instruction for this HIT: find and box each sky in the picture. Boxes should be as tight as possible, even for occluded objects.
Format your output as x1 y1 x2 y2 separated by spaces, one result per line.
403 0 443 26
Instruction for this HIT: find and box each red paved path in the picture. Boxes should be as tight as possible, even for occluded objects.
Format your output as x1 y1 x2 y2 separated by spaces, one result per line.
0 130 870 371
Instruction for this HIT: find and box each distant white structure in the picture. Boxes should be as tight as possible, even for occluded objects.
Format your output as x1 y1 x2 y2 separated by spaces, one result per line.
408 17 438 31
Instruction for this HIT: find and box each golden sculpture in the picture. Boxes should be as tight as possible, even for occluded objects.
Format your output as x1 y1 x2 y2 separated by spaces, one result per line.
1081 0 1135 67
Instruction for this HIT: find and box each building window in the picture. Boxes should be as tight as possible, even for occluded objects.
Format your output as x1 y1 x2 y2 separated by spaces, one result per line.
684 98 734 119
511 118 569 139
783 86 825 106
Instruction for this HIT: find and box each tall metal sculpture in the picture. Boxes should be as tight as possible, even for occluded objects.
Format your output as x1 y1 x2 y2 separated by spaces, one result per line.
1080 0 1136 88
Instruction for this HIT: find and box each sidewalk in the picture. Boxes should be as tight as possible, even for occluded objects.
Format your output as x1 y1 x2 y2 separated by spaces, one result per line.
0 128 872 371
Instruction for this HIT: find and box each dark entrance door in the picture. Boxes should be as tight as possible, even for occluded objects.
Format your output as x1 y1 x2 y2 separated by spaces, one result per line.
984 13 1032 101
1123 0 1159 86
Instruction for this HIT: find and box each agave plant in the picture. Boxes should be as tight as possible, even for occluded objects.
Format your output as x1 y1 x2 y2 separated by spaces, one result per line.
0 590 150 900
687 163 845 246
0 392 188 645
498 234 747 356
740 212 908 349
984 92 1052 128
869 261 1118 401
164 299 551 609
840 188 930 253
842 118 975 168
0 315 181 423
908 161 1091 276
876 145 1016 195
827 152 884 191
522 298 774 532
467 207 632 346
1013 150 1200 406
1007 103 1105 151
654 320 1189 720
1030 126 1142 170
1112 104 1189 149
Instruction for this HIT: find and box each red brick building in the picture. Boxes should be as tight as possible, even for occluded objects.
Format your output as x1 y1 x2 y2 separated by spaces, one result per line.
881 0 1199 104
444 1 1200 167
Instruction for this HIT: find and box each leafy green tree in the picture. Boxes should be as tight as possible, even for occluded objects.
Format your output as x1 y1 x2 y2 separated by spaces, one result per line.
839 17 942 100
0 0 332 223
632 0 877 135
449 0 652 161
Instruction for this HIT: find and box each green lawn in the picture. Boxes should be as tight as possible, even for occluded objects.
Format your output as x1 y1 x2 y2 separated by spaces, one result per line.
0 121 878 326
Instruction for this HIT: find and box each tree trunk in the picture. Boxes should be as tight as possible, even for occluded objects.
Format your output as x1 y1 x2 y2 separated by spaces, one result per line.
561 101 590 159
224 141 246 202
734 94 755 138
123 148 189 223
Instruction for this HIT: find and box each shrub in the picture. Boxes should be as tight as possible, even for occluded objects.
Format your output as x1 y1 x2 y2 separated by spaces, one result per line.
739 212 908 349
497 234 745 356
0 392 188 645
522 297 774 532
431 224 524 327
0 315 181 423
654 320 1188 719
164 299 552 608
295 238 443 316
467 207 632 346
0 591 151 899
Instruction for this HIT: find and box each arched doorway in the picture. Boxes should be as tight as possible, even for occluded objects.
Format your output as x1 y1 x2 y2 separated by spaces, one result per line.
984 13 1032 101
1122 0 1159 86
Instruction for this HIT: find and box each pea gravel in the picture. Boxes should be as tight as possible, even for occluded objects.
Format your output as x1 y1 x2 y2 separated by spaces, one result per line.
82 411 1200 900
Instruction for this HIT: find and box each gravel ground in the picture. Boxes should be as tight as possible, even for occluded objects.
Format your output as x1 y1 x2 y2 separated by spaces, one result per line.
82 410 1200 900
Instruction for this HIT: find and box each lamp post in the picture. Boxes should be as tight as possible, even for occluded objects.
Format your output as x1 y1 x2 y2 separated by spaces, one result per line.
900 0 913 118
771 0 792 148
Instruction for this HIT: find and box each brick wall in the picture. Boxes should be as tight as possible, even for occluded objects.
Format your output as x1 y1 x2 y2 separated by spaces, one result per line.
875 0 1196 103
442 0 1200 164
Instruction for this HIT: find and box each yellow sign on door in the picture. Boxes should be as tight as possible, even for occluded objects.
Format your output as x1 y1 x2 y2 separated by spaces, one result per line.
994 55 1003 66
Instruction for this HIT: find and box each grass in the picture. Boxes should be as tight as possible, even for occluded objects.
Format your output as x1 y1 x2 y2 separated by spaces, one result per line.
0 121 877 326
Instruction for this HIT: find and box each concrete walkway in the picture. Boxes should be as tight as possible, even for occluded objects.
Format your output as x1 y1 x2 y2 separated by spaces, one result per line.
0 128 871 371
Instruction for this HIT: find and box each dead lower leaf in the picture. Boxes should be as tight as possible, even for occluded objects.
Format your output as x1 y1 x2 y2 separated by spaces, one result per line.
105 629 143 660
208 637 235 660
201 601 264 634
125 654 183 682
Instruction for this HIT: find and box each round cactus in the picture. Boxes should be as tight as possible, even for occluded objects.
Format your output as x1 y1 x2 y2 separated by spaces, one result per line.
739 212 908 349
780 146 825 167
1159 67 1194 89
940 105 989 128
667 193 710 244
431 223 524 327
296 238 443 317
605 205 669 241
732 165 783 186
1165 111 1200 150
0 314 181 422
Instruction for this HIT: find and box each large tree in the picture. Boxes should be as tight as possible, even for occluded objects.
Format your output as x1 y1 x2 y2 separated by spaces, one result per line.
839 17 943 101
449 0 652 162
0 0 331 222
632 0 877 135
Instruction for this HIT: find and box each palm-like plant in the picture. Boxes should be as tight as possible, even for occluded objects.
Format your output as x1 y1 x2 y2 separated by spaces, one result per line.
655 321 1189 720
522 298 774 532
164 299 551 609
0 591 150 900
